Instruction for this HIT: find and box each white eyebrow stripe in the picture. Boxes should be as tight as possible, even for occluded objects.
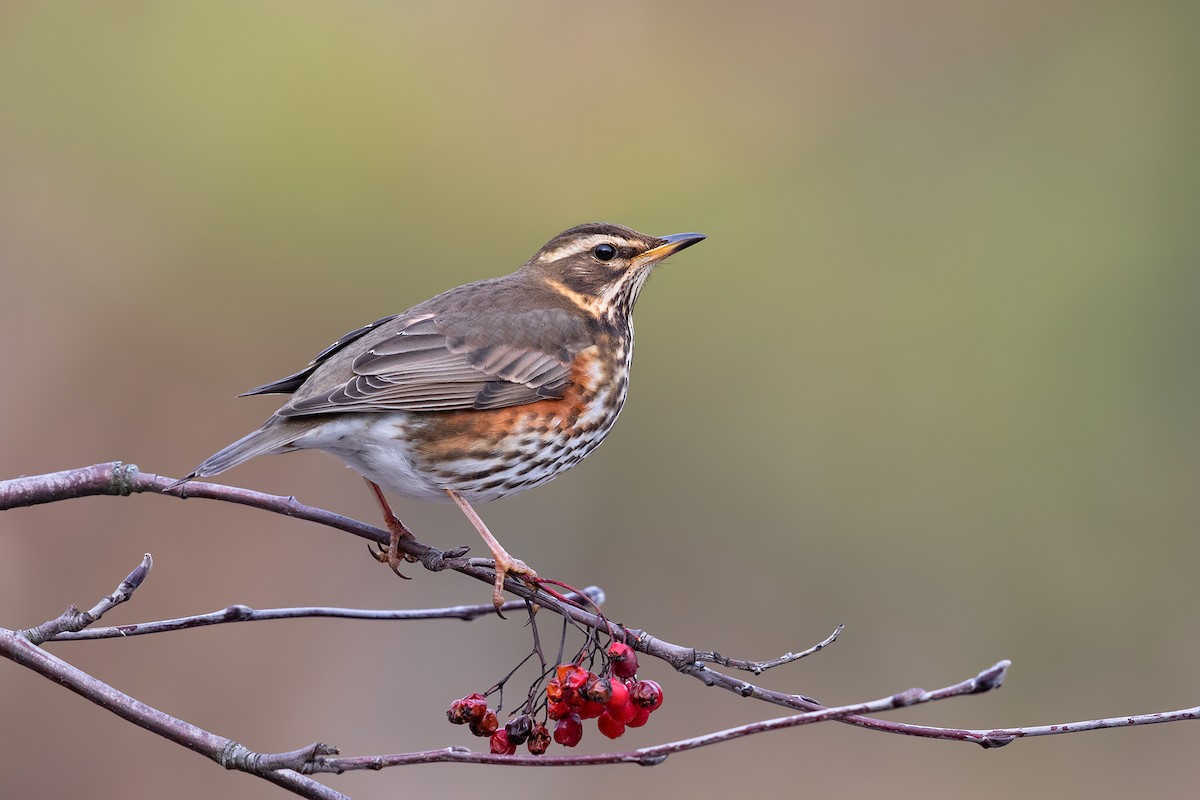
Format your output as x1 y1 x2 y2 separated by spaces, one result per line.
538 234 638 263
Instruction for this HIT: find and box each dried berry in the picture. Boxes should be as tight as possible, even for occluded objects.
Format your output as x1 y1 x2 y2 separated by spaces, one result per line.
447 693 488 725
505 714 533 745
582 675 613 705
527 722 551 755
556 663 589 690
469 709 499 737
631 679 664 712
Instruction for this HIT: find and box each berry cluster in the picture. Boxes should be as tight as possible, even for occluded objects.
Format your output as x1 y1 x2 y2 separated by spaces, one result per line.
548 643 663 745
445 640 665 754
446 693 552 755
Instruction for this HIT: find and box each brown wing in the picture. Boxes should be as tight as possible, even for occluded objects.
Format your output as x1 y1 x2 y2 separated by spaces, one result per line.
277 308 592 417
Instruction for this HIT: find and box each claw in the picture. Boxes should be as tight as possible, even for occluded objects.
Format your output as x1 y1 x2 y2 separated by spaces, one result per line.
368 542 411 579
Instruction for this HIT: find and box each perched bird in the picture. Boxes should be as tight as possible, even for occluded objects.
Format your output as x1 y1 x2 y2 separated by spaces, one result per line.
182 222 706 608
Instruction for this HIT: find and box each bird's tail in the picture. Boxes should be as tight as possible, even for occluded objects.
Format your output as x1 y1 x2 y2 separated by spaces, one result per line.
173 418 309 487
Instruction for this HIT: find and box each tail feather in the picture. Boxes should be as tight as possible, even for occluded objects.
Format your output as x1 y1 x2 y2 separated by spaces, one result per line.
178 418 309 485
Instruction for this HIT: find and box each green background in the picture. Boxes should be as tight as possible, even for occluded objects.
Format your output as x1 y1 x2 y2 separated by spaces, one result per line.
2 2 1197 798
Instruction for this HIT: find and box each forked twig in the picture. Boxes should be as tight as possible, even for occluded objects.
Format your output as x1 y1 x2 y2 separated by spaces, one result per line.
694 624 845 675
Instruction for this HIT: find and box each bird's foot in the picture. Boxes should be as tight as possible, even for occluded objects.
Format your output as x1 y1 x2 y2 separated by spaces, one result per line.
489 549 540 614
370 511 420 579
364 479 418 578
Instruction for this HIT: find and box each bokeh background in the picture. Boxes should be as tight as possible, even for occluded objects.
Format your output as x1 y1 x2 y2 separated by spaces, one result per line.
2 2 1198 798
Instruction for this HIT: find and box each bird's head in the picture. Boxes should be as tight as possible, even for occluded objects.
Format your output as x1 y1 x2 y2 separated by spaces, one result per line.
523 222 705 324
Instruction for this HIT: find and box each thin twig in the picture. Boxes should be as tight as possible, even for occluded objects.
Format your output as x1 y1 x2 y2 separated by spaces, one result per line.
20 554 153 644
49 588 605 642
694 624 845 675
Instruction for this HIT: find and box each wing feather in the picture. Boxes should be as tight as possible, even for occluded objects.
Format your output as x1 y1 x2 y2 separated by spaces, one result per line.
278 308 591 417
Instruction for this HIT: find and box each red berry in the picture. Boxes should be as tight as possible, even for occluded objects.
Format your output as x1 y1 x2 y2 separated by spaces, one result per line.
627 706 651 728
553 713 583 747
489 730 517 755
547 700 572 720
578 699 606 720
608 642 639 679
606 677 630 710
631 679 664 712
597 710 626 739
610 699 638 724
527 722 551 755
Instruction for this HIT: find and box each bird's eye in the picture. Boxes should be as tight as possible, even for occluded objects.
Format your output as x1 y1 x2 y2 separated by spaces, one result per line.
593 243 617 262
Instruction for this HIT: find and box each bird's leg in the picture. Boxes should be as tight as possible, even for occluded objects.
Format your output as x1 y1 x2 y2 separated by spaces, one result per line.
365 478 418 579
446 488 538 611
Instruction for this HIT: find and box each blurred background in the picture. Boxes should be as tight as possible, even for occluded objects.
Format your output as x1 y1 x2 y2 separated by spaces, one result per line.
1 2 1197 798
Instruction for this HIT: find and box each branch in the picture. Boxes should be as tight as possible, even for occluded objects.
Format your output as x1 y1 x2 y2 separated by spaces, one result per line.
21 554 152 644
3 462 1198 757
49 587 605 642
313 660 1008 770
0 556 345 800
693 624 845 674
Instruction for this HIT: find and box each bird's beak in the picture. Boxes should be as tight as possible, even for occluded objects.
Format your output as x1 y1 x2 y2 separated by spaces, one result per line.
634 232 707 267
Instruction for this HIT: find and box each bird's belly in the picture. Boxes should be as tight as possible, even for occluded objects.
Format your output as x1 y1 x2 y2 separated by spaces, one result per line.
296 347 630 503
293 413 451 502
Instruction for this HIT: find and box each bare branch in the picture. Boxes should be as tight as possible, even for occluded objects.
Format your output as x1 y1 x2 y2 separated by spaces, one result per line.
952 706 1200 748
21 554 153 644
314 678 1200 768
49 587 606 642
0 626 344 799
314 660 1007 770
694 624 845 675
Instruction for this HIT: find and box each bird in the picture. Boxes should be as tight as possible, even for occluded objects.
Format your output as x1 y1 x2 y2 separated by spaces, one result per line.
181 222 706 609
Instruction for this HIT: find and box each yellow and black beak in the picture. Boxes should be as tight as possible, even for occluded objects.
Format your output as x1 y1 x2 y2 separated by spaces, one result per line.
634 232 707 267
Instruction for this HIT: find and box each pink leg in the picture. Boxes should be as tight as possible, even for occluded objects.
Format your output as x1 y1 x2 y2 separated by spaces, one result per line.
446 489 538 609
365 478 417 579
